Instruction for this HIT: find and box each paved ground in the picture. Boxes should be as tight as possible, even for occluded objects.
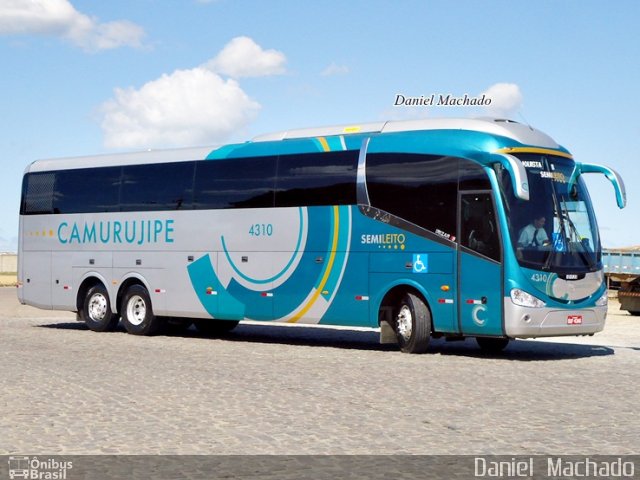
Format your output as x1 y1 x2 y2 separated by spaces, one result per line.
1 287 638 455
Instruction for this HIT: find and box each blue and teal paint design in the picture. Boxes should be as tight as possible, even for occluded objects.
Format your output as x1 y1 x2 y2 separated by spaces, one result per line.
187 205 353 324
187 128 601 332
520 266 603 305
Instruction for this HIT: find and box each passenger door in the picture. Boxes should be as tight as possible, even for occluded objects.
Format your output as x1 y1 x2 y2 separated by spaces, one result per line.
458 192 504 336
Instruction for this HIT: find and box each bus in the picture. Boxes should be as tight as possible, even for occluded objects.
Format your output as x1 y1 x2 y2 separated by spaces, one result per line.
18 118 626 353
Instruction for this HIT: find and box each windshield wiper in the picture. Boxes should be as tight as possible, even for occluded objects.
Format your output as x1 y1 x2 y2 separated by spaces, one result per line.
559 200 595 269
542 157 567 271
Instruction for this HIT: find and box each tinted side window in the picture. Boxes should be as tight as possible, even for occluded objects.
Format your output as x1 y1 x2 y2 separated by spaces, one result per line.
53 167 121 214
366 153 458 237
194 156 277 209
459 159 491 190
121 162 194 211
22 172 55 215
460 193 500 262
276 151 358 207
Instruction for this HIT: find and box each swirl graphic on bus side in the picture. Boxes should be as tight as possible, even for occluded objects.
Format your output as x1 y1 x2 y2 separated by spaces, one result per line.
187 205 352 324
220 207 306 287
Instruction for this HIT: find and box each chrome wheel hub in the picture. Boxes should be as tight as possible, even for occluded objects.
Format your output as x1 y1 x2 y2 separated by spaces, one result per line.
396 305 413 341
126 295 146 326
88 293 107 321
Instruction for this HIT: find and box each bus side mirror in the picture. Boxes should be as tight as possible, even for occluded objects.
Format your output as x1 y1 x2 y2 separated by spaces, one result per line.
493 153 530 201
577 162 627 209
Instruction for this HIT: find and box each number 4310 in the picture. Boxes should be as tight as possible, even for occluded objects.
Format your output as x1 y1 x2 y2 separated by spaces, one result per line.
531 273 549 282
249 223 273 236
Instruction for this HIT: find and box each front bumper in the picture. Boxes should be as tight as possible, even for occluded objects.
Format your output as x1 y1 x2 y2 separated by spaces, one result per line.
504 297 606 338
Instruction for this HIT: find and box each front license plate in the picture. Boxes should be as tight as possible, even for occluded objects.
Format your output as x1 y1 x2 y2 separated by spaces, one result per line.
567 315 583 325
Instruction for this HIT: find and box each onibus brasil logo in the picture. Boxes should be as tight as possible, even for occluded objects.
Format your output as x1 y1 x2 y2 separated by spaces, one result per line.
8 456 73 479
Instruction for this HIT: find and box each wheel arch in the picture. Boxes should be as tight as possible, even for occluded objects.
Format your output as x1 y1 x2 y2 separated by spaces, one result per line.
116 273 152 315
76 273 111 313
373 279 434 327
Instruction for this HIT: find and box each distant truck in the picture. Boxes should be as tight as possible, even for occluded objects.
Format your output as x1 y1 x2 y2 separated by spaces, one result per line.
603 249 640 315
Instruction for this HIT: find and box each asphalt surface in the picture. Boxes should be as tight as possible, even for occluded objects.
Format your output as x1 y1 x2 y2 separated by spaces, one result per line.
1 288 638 455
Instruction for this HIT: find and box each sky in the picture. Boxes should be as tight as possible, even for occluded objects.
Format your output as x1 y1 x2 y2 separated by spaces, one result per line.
1 0 638 251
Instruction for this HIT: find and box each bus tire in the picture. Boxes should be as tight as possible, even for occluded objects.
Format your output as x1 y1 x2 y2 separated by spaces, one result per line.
394 292 431 353
476 336 510 353
121 285 163 336
82 284 119 332
194 319 239 336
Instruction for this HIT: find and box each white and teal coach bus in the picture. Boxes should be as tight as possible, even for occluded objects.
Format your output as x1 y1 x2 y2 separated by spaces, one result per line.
18 118 626 353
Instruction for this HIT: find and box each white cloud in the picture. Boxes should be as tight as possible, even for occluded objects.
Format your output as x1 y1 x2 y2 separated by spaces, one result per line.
99 36 287 149
0 0 145 51
205 36 286 78
481 82 523 118
321 62 349 76
100 68 260 149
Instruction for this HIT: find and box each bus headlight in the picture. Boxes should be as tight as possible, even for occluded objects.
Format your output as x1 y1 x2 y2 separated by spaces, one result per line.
510 288 546 308
595 290 608 307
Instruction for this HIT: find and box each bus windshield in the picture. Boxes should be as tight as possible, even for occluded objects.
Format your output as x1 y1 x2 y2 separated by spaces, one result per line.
497 153 601 273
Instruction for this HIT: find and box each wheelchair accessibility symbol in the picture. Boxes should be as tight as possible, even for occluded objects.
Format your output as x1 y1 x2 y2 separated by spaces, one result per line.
412 254 428 273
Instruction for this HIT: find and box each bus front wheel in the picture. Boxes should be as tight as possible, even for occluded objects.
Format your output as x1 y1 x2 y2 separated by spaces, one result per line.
82 284 119 332
120 285 163 335
394 293 431 353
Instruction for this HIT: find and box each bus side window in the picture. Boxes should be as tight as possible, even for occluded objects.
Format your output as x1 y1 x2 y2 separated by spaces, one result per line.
194 156 278 210
120 162 195 211
22 172 55 215
275 151 358 207
460 193 500 262
54 167 121 214
366 153 458 237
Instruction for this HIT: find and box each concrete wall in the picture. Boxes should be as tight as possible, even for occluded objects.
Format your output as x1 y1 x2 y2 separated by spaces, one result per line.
0 254 17 273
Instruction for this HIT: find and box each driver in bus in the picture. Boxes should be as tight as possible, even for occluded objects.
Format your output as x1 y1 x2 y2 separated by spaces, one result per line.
517 214 550 249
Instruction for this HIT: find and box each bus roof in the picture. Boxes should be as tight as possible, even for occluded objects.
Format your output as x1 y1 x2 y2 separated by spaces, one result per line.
252 117 560 148
26 117 562 173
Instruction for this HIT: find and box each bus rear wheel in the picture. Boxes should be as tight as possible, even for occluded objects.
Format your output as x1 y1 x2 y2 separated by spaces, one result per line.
120 285 163 335
82 284 119 332
476 337 510 353
394 293 431 354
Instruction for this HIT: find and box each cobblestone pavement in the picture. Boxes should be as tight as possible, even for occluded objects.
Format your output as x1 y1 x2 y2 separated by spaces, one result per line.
1 288 638 455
